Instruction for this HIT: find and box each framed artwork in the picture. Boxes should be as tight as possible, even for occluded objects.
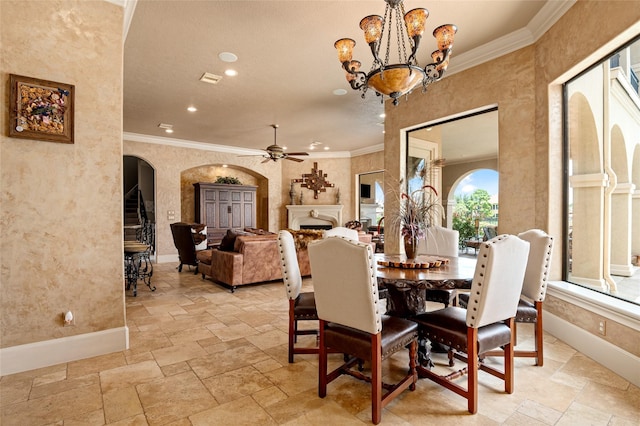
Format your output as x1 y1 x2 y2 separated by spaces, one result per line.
8 74 75 144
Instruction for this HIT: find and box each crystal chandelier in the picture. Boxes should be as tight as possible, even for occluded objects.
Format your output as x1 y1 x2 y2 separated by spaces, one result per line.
334 0 456 105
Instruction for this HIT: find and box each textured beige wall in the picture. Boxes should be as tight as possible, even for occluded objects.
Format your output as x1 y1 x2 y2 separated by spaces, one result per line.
1 1 125 347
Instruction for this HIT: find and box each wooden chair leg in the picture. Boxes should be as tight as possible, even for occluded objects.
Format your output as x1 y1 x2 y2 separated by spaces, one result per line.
371 333 382 425
504 318 515 393
466 327 479 414
288 300 295 363
535 301 544 366
318 320 328 398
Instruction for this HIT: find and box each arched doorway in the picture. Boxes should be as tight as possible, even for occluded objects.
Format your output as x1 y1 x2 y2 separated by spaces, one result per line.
123 155 156 253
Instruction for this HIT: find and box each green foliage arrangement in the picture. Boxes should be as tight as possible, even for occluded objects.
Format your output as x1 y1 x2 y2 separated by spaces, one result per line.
215 176 242 185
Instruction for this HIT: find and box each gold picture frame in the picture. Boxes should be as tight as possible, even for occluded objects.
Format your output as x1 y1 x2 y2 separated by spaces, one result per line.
9 74 74 144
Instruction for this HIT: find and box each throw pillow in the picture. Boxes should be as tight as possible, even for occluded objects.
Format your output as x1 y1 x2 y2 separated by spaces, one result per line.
191 225 208 251
219 229 238 251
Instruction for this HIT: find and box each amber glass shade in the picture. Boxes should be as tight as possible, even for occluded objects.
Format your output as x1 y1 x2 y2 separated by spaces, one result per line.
335 38 356 63
433 24 457 50
404 8 429 38
367 65 425 97
359 15 384 44
345 60 361 82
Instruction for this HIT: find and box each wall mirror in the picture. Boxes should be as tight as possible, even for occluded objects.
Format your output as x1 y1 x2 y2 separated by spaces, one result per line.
405 108 499 229
358 171 384 232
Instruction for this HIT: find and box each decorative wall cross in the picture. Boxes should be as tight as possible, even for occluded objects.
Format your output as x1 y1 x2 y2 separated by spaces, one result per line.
293 162 335 199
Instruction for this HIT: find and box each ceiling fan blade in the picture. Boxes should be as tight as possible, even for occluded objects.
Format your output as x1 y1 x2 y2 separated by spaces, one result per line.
261 157 272 163
238 154 264 157
285 156 304 162
285 152 309 156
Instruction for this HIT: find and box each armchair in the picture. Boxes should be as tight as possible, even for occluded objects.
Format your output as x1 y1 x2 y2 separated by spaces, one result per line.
170 222 207 273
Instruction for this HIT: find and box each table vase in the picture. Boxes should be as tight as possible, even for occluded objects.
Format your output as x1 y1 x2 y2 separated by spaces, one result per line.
404 235 417 259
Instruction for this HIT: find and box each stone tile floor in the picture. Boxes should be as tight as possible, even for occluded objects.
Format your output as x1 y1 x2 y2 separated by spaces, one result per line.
1 262 638 425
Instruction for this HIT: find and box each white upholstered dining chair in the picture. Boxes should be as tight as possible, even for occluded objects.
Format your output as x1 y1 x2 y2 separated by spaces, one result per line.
412 234 530 414
277 230 319 363
308 236 418 424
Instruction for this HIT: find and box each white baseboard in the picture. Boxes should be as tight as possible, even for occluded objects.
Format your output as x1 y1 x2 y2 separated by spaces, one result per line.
156 254 179 263
545 312 640 387
0 327 129 376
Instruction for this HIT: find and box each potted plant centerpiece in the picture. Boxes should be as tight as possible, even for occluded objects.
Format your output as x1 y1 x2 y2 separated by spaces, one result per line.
392 159 445 259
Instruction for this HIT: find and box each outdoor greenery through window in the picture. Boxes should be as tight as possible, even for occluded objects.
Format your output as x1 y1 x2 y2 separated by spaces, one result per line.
564 36 640 306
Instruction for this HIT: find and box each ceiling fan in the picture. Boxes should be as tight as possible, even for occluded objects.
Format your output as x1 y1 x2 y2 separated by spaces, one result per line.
245 124 309 163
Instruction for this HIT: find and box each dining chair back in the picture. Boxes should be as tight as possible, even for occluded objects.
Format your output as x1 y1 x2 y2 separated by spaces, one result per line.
277 230 319 363
418 225 459 257
458 229 554 366
514 229 554 365
417 225 460 308
308 236 418 424
412 234 530 414
322 226 359 241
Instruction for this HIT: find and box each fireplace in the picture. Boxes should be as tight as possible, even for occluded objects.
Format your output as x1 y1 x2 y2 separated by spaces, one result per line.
300 224 333 230
286 205 343 230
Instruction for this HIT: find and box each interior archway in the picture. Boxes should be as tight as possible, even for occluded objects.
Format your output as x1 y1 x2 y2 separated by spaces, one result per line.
180 164 270 230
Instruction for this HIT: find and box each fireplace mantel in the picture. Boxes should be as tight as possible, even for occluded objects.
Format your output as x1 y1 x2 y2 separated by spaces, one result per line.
286 205 343 230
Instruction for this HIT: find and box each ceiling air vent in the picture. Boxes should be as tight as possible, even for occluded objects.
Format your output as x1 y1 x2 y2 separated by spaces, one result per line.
200 72 223 85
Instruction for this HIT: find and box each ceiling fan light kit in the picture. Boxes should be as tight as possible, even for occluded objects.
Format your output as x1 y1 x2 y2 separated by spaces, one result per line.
335 0 456 105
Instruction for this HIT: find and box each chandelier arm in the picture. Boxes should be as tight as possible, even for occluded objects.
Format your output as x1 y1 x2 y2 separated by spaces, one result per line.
368 42 382 66
407 35 422 64
341 61 368 90
424 47 452 80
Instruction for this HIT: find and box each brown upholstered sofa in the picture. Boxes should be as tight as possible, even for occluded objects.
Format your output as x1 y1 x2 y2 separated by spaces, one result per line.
197 230 321 292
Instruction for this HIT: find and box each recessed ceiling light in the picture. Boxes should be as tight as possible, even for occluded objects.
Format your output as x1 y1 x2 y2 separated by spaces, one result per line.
222 164 228 168
333 89 347 96
324 146 330 150
165 129 174 134
426 127 433 131
282 146 288 150
379 113 386 118
309 146 315 150
224 69 238 77
187 106 197 112
219 52 238 62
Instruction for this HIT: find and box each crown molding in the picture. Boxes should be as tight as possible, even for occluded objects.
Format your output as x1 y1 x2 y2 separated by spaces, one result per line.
351 143 385 157
446 0 575 76
124 132 264 155
123 132 352 158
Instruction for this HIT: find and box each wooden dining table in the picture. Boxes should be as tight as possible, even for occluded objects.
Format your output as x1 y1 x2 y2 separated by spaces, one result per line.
375 253 477 367
375 253 477 318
